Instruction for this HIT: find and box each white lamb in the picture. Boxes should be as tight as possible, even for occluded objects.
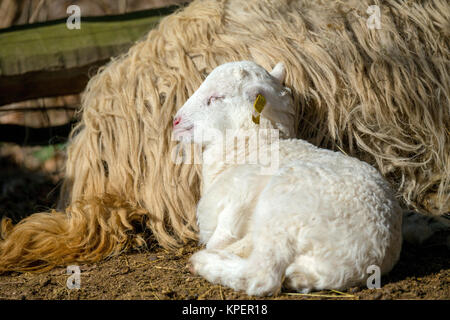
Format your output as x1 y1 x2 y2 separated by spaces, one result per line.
172 61 403 296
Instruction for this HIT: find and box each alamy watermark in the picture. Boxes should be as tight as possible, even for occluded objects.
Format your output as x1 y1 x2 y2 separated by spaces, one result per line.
66 265 81 289
366 5 381 30
60 1 383 293
63 263 380 290
66 5 81 30
366 265 381 289
171 128 280 175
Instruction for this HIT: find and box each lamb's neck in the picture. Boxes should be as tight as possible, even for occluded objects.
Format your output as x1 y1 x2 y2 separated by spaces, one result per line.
201 128 275 190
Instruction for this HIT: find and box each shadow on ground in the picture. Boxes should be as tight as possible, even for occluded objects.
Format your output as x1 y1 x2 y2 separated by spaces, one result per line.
0 154 61 223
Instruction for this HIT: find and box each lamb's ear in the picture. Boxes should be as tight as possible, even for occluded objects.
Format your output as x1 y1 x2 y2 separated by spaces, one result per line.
270 62 286 84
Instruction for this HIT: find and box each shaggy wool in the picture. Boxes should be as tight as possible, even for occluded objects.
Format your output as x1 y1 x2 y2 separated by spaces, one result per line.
1 0 448 272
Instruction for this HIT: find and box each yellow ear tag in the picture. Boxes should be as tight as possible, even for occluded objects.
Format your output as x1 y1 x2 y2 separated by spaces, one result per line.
251 94 266 125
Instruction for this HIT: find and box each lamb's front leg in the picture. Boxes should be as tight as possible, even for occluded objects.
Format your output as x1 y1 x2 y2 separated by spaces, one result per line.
190 236 289 296
205 204 250 250
197 166 268 249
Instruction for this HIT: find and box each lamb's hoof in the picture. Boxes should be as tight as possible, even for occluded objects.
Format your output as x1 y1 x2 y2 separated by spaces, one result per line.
246 277 281 297
186 262 197 275
189 251 208 274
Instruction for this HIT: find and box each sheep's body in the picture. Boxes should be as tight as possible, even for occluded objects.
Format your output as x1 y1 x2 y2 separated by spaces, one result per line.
193 134 402 295
175 61 402 296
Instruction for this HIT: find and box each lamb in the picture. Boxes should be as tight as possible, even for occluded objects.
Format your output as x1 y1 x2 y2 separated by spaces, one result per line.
173 61 403 296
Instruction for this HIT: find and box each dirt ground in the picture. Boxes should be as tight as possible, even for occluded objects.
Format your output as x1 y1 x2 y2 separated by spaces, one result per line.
0 144 448 300
0 240 448 300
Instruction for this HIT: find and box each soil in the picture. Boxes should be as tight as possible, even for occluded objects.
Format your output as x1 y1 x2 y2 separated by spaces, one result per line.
0 239 448 300
0 145 449 300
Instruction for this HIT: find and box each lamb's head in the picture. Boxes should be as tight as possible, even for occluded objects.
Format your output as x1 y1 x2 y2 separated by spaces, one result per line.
173 61 296 145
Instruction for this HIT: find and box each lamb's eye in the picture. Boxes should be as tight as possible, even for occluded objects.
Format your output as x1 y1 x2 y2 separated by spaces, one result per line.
207 95 224 106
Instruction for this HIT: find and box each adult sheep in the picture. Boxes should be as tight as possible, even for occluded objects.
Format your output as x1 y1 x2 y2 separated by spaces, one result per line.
0 0 448 272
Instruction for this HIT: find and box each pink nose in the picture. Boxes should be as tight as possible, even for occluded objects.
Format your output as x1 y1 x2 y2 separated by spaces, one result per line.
173 116 181 127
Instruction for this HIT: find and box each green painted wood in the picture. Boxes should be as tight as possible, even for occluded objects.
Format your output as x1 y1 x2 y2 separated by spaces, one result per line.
0 6 180 105
0 16 160 76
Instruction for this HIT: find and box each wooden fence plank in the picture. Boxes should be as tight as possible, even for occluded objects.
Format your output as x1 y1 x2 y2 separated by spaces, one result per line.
0 6 179 106
0 121 76 145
